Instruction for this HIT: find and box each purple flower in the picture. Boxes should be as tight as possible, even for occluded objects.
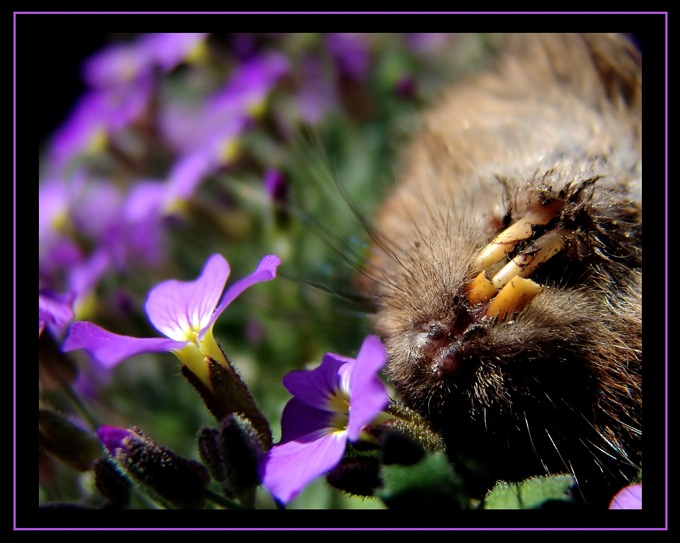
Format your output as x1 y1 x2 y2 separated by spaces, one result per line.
609 483 642 509
258 334 389 505
63 253 281 388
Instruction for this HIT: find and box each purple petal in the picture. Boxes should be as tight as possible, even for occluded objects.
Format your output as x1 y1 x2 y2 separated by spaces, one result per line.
609 483 642 509
146 254 230 340
258 430 347 505
62 321 185 369
207 254 280 330
278 398 337 444
347 335 389 440
282 353 351 412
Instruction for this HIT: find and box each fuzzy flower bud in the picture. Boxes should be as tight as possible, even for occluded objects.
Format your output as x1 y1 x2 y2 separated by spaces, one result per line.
98 425 210 509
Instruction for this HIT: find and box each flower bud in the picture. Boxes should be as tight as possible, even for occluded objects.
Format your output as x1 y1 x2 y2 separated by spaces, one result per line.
197 427 227 483
39 409 102 472
325 454 381 497
217 413 266 502
98 425 210 509
181 356 272 449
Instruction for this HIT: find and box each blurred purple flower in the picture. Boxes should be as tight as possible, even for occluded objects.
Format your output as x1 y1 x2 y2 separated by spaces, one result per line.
403 33 454 53
39 173 165 318
163 116 249 214
83 33 209 88
63 253 280 388
294 54 338 124
263 169 288 204
48 76 152 169
160 51 289 156
39 289 75 337
325 33 371 81
39 176 85 282
138 33 210 73
394 75 417 98
258 334 388 505
609 483 642 509
208 51 290 119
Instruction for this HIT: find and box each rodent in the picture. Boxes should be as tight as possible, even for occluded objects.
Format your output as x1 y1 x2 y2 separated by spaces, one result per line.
358 33 642 508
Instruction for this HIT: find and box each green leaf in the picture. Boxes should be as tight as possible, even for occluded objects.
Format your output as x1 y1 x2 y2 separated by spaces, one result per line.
378 450 468 510
482 474 576 509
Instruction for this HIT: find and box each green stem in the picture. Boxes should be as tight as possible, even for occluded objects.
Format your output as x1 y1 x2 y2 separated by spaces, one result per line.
57 369 102 429
204 487 244 509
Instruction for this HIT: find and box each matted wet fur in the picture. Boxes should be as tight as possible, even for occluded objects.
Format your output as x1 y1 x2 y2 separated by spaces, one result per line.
359 33 642 508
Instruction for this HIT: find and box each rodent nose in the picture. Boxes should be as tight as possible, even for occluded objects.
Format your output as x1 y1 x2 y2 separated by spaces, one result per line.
414 322 463 376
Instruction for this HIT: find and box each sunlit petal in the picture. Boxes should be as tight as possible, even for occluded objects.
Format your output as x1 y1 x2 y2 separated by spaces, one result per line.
283 354 350 412
63 322 185 369
258 430 347 505
146 254 230 340
278 398 337 444
207 254 280 332
347 335 389 440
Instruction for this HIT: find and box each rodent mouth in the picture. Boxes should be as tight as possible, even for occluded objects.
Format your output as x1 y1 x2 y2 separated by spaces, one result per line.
415 199 567 378
465 200 566 320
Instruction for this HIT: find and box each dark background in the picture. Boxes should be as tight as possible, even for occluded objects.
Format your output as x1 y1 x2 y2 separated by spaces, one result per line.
38 32 113 146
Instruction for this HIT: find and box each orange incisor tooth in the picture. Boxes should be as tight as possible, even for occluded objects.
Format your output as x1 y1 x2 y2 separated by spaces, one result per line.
486 276 543 320
475 201 563 270
466 271 498 305
490 228 567 290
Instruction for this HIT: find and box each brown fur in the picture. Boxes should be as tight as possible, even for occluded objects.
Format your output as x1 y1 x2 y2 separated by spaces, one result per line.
360 34 642 508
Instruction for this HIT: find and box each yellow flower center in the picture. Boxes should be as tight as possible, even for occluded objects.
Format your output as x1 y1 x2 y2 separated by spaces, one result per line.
174 327 229 391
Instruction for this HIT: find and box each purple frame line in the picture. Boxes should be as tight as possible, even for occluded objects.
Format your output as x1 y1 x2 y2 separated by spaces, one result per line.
10 11 672 15
20 12 668 531
13 10 17 536
664 10 670 533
